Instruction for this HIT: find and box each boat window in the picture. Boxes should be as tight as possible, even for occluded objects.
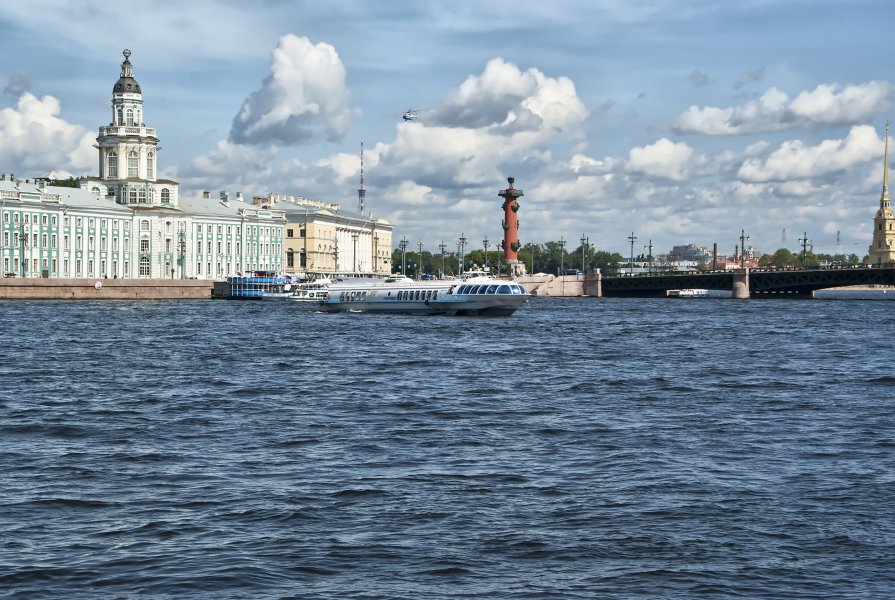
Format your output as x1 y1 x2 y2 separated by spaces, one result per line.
498 285 511 294
486 285 497 294
415 290 421 301
433 291 438 300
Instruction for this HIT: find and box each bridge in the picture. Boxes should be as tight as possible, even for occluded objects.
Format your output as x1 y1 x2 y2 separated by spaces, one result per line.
593 267 895 298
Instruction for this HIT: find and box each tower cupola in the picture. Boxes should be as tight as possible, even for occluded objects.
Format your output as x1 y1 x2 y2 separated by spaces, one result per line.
113 49 141 95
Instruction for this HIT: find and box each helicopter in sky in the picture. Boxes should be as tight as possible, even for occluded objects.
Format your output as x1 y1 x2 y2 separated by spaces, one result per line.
402 109 421 122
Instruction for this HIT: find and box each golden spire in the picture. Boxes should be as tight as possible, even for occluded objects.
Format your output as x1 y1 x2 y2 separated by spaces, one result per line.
883 119 890 207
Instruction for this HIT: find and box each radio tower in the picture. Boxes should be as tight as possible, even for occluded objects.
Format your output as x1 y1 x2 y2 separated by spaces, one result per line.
357 142 366 214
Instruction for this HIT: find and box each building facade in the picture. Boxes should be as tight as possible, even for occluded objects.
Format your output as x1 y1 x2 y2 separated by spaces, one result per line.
1 49 402 281
264 193 393 278
867 121 895 267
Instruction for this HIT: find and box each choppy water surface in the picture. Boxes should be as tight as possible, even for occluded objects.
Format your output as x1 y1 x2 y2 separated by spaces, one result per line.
1 295 893 599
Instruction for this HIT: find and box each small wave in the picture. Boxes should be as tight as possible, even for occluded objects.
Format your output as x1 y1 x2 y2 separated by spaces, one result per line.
868 375 895 385
330 488 388 498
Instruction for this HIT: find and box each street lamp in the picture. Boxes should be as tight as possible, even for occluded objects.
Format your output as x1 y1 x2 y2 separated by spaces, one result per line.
740 229 750 268
417 239 424 278
628 232 637 275
458 232 467 275
373 235 380 275
438 241 447 277
399 236 408 274
644 239 653 275
580 234 588 274
352 232 359 273
558 236 566 275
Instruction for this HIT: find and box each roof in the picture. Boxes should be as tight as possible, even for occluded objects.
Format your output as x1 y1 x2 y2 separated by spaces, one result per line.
0 179 131 214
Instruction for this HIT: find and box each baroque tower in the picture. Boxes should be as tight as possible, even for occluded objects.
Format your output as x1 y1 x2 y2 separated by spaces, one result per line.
86 49 179 207
867 120 895 266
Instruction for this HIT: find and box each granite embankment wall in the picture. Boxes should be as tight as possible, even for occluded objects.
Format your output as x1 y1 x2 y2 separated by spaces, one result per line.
517 274 599 297
0 278 214 300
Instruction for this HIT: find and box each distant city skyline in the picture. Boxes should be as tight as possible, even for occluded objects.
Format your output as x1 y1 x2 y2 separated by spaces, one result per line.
1 0 893 256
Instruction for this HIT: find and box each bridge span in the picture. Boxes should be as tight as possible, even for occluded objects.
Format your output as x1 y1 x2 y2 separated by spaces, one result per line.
593 267 895 298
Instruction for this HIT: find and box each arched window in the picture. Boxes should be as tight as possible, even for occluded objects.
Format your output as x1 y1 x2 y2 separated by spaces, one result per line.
140 220 150 233
287 250 294 268
161 188 170 204
108 152 118 178
128 151 138 178
146 152 154 179
116 107 123 126
126 109 135 126
91 187 101 198
139 257 150 277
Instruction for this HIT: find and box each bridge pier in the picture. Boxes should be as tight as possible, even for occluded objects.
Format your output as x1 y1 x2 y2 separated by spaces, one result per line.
583 271 602 297
732 270 750 299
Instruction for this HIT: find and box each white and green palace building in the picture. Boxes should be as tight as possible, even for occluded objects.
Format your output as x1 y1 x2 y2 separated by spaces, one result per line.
1 49 284 279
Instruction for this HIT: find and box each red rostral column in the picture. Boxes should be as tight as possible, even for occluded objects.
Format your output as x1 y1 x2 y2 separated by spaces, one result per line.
498 176 523 265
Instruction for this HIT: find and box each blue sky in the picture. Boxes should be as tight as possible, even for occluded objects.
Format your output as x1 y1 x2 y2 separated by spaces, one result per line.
1 0 893 257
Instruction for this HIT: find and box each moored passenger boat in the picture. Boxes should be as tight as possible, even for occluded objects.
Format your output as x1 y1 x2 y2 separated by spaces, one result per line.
320 271 529 316
226 271 293 300
667 288 709 298
291 277 331 303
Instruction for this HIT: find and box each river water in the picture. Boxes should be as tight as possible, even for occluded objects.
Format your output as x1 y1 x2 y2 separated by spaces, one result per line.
1 294 893 598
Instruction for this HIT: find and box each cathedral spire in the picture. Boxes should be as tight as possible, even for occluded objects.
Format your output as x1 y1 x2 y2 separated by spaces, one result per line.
882 119 890 209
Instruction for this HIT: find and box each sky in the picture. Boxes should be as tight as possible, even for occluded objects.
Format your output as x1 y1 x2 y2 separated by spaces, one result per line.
1 0 894 258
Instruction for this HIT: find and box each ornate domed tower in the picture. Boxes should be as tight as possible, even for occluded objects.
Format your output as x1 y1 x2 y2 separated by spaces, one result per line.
867 120 895 266
91 49 176 207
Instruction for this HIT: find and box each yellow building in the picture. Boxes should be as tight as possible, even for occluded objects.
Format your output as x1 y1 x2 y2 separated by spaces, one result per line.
256 193 393 278
868 121 895 267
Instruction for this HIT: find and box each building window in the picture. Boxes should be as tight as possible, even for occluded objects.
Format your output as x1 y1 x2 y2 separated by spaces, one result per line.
140 239 149 252
51 235 57 249
147 152 154 179
166 239 172 253
139 257 150 277
141 220 150 233
108 152 118 178
287 250 294 267
126 109 135 126
117 107 123 125
299 228 306 238
129 189 137 203
138 190 146 203
128 151 138 178
161 188 170 204
287 228 294 238
197 262 202 274
76 259 82 275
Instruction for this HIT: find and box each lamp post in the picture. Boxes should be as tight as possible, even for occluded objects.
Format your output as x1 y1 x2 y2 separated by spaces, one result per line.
483 237 489 273
373 235 380 275
628 232 637 275
458 232 467 275
530 243 536 274
580 234 587 274
798 232 809 268
645 239 653 275
558 236 566 275
438 241 447 277
417 239 424 278
740 229 750 268
399 236 408 274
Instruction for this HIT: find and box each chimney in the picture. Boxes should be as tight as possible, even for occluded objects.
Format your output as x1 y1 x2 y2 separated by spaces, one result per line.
235 192 243 202
220 191 229 206
203 190 211 199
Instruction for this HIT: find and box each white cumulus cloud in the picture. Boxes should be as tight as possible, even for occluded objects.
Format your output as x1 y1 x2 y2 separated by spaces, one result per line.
737 125 883 182
673 81 895 135
229 34 357 146
625 138 695 182
0 92 95 175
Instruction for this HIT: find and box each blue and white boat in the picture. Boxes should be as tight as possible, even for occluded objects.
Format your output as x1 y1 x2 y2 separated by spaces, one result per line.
226 271 294 300
319 270 529 316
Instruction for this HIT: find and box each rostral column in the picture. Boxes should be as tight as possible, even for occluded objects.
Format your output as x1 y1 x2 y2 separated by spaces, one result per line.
498 177 526 275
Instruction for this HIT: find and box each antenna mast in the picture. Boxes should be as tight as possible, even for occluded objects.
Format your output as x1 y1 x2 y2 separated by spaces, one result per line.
358 142 366 214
